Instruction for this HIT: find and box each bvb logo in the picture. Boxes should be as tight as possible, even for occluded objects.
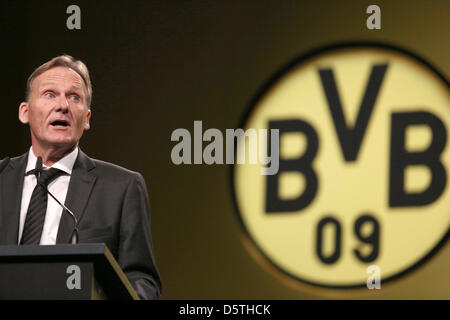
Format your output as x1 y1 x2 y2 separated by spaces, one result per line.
232 43 450 289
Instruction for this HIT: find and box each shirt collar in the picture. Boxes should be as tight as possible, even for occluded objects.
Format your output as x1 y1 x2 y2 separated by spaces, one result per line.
26 146 79 175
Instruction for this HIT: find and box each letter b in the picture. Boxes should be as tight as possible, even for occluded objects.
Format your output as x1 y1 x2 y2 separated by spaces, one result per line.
389 111 447 207
266 119 319 213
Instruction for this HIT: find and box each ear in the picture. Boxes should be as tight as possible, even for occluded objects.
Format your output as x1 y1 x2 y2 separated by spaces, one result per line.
84 108 91 130
18 102 30 124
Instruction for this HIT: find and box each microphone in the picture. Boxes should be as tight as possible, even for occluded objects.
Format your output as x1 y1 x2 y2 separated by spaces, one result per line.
0 157 10 175
34 156 79 244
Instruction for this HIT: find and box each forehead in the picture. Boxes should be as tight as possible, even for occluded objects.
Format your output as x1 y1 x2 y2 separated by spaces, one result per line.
33 66 85 92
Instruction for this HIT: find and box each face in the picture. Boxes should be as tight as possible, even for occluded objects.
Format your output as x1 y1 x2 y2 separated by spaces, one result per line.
19 66 91 153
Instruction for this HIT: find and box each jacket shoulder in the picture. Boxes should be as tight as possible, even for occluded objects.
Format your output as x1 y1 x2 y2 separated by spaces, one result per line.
1 153 28 170
89 158 143 182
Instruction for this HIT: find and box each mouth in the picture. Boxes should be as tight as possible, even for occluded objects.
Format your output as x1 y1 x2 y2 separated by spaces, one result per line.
50 120 70 128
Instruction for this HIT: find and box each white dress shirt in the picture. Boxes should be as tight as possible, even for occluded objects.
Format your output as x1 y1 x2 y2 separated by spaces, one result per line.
18 147 78 245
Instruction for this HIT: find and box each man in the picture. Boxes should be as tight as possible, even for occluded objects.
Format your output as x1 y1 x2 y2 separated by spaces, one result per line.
0 55 161 299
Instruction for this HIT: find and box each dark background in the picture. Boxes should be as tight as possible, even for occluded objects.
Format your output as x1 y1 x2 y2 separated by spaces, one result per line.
0 0 448 298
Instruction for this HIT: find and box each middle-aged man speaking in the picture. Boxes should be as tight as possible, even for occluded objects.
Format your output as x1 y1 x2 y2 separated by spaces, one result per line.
0 55 161 300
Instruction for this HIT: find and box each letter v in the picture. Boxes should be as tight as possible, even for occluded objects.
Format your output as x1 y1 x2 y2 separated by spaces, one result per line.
319 64 388 161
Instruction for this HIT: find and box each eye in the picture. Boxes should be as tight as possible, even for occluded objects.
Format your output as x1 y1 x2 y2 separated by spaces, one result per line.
45 92 55 98
70 94 80 101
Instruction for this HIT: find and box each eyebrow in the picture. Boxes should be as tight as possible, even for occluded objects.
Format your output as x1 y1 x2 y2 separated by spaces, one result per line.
68 86 83 93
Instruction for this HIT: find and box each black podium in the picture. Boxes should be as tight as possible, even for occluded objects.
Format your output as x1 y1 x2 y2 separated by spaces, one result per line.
0 243 140 300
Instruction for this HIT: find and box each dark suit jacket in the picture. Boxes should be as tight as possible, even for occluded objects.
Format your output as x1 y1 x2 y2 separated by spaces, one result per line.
0 149 162 299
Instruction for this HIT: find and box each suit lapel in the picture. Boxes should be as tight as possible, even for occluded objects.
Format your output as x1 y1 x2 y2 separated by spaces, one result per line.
0 153 28 245
56 149 97 244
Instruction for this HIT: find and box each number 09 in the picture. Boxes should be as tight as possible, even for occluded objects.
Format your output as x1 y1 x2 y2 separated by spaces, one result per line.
316 214 380 264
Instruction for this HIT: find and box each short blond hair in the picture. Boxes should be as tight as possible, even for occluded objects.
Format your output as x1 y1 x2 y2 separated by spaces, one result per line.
26 55 92 108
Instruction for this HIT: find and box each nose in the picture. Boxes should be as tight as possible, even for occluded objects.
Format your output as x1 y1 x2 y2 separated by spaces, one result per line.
55 95 70 112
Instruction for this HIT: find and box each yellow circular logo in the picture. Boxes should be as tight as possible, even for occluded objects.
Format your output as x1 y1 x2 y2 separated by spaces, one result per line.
232 43 450 289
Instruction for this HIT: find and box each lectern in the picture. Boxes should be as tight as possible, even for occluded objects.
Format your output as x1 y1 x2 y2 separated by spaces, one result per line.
0 243 140 300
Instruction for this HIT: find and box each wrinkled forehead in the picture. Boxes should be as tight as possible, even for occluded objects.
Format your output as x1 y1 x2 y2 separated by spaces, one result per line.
32 66 86 94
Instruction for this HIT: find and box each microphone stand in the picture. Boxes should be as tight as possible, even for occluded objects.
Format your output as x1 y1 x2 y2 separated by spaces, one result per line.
35 156 79 244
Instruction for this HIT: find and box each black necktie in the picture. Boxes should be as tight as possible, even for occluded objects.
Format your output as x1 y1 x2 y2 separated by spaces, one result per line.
20 168 65 245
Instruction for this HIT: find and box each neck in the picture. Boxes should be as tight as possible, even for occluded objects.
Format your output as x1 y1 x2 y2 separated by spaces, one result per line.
32 144 77 167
